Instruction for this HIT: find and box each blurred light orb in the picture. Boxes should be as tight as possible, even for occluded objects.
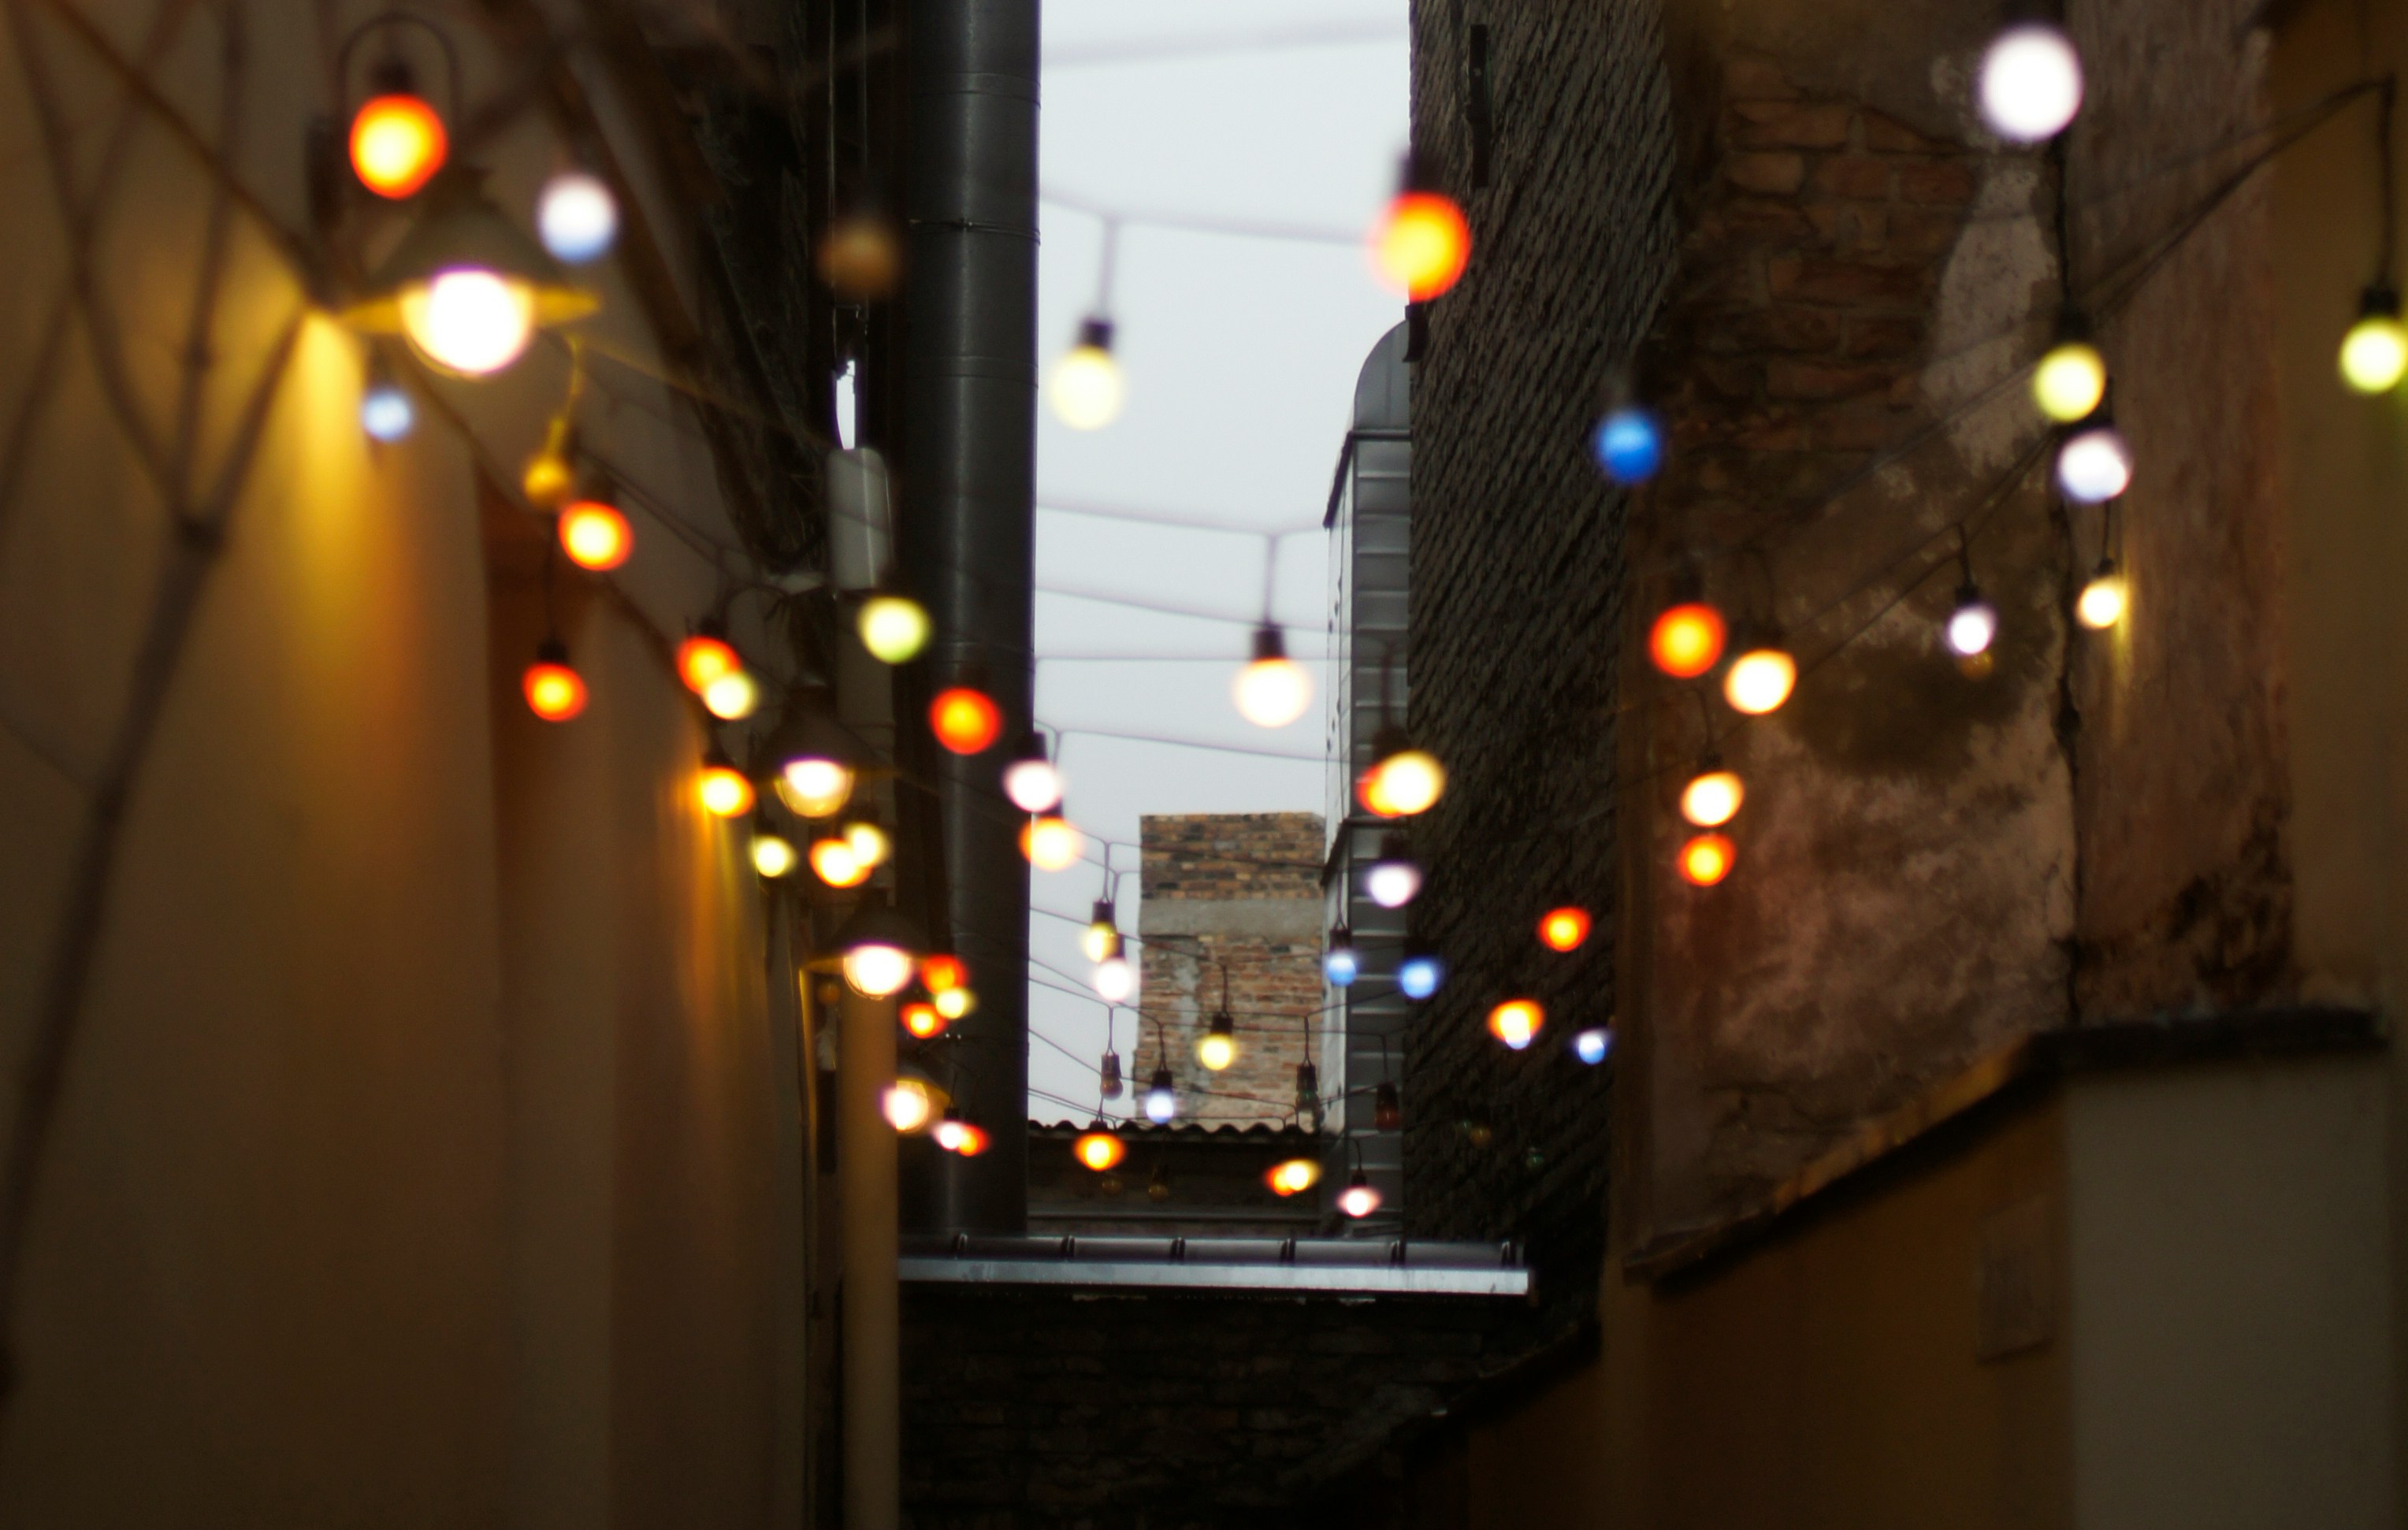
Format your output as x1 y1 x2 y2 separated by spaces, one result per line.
1234 653 1314 729
1003 756 1065 814
932 986 975 1022
399 268 535 377
1724 646 1797 715
558 500 632 570
858 596 931 665
810 838 869 889
1574 1027 1615 1065
702 670 760 721
361 380 415 442
818 213 902 301
1539 907 1592 953
1022 815 1083 871
750 832 797 878
2341 302 2408 394
1092 955 1135 1004
778 758 855 819
522 660 587 722
1323 937 1360 987
1371 191 1471 300
1679 832 1737 887
2033 340 2107 422
1396 952 1445 1001
843 941 916 1000
1075 1131 1126 1172
1337 1173 1383 1219
1947 592 2000 657
1593 407 1664 485
537 171 619 264
522 448 577 509
1144 1070 1178 1123
1358 749 1446 818
1648 602 1726 679
2077 567 2127 630
1680 769 1745 829
929 686 1002 755
698 765 755 819
901 1001 947 1040
2055 424 2133 503
677 635 740 694
1979 23 2084 143
1050 328 1124 431
1488 999 1544 1051
881 1079 934 1134
1265 1158 1322 1197
1196 1023 1237 1073
349 93 447 199
921 954 968 993
845 820 892 871
1365 857 1423 910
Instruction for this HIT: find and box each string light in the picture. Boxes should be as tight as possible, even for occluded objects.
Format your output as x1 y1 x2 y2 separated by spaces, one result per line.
522 641 587 722
750 823 798 878
1099 1048 1124 1099
1082 899 1123 964
697 753 755 818
1295 1061 1322 1132
1977 20 2084 143
1373 1083 1402 1131
844 820 892 872
1074 1129 1127 1172
1022 814 1083 871
929 685 1002 755
935 1110 989 1156
1723 639 1797 715
882 1079 935 1134
1648 601 1726 679
901 1001 947 1039
1337 1170 1383 1219
1322 925 1360 986
933 986 975 1021
1370 190 1470 301
360 363 415 442
1574 1027 1615 1065
522 443 576 509
2033 328 2108 422
2076 559 2127 629
1003 733 1065 813
838 906 922 997
1364 833 1423 909
1233 624 1314 728
536 170 619 264
1357 728 1446 817
774 711 860 819
1946 583 2000 657
819 210 903 301
2340 284 2408 393
1197 1008 1238 1071
1592 406 1664 485
557 499 632 570
1144 1068 1178 1123
810 837 871 888
2056 418 2133 503
345 173 597 378
1487 999 1544 1050
1396 946 1445 1001
1679 832 1736 887
1679 766 1744 829
703 669 760 721
857 593 932 664
1265 1158 1321 1197
676 632 741 694
1092 955 1135 1003
1538 907 1591 952
921 954 968 993
349 91 448 199
1050 318 1124 430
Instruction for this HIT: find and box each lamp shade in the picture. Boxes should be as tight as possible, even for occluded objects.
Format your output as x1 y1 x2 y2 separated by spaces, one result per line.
343 169 598 376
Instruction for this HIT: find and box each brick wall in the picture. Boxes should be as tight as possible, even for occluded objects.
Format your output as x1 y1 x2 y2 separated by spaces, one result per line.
1139 814 1326 1128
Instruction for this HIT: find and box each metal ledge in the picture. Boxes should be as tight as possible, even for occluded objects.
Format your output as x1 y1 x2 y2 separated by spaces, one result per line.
901 1234 1529 1296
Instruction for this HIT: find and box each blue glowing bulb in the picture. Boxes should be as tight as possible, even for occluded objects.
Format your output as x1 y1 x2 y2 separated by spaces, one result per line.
1574 1027 1615 1065
1324 945 1359 987
361 382 415 443
1397 953 1444 1001
1144 1071 1177 1123
1592 407 1663 485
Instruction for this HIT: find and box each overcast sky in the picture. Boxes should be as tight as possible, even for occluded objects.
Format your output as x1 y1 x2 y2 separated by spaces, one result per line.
1025 1 1407 1122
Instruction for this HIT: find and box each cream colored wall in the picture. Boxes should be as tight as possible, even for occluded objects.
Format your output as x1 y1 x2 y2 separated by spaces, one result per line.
0 1 802 1522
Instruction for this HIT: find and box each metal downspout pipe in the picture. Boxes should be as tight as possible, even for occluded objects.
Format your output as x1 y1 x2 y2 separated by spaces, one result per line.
901 0 1038 1234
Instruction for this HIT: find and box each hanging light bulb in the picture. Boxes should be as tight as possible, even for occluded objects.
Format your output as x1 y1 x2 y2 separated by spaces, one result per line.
1680 766 1745 828
344 171 597 378
1233 625 1314 728
934 1110 988 1156
1977 20 2084 143
360 363 415 442
1357 727 1446 817
1373 1082 1403 1131
676 631 740 695
2056 418 2133 503
557 499 632 570
1050 318 1124 430
838 906 923 998
779 759 854 820
1365 833 1423 909
1092 955 1135 1004
1370 186 1471 301
932 986 975 1021
809 837 870 889
1574 1027 1615 1065
1081 898 1122 964
1196 1010 1238 1072
1099 1049 1125 1100
1143 1068 1178 1124
1487 999 1544 1051
703 669 760 721
697 753 755 819
1322 925 1360 987
1337 1170 1383 1219
1679 832 1737 887
1592 406 1665 485
2076 559 2127 629
1146 1163 1172 1204
349 87 448 199
2033 321 2108 423
1003 733 1065 813
882 1078 935 1134
522 438 576 510
1265 1157 1322 1197
819 209 904 301
2340 284 2408 393
901 1001 947 1040
536 169 619 264
843 820 891 872
1396 946 1446 1001
857 593 931 665
1295 1061 1322 1132
1539 906 1591 953
1648 600 1727 679
929 685 1002 755
920 953 968 994
522 641 588 722
1073 1127 1127 1171
771 709 860 819
1723 639 1797 715
1022 814 1083 871
750 823 798 878
1946 583 2000 657
932 1109 969 1153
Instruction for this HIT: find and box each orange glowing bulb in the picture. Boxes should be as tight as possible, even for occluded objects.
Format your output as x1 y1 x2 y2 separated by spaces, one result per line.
349 93 448 199
920 954 968 993
1680 770 1744 828
676 634 740 694
558 501 632 570
1073 1131 1126 1172
901 1001 949 1040
697 763 754 818
1539 907 1591 952
522 657 587 722
810 837 871 888
1021 815 1082 871
1649 603 1727 679
1371 191 1472 301
1487 999 1544 1050
1679 832 1736 886
951 1123 990 1157
1265 1158 1323 1197
929 686 1003 755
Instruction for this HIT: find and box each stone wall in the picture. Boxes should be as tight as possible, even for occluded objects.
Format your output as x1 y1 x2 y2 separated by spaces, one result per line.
1138 814 1326 1127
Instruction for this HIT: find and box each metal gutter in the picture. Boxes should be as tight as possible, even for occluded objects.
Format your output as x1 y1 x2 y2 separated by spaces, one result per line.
901 1235 1530 1296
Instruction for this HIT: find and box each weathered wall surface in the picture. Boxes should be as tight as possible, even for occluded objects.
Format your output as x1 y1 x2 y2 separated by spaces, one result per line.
1139 813 1325 1127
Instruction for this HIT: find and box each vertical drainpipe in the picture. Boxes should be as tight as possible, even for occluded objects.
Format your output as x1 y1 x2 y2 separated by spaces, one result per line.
901 0 1037 1233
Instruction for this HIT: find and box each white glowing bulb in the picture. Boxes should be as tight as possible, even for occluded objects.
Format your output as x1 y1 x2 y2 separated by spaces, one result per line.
1723 648 1797 715
1050 321 1124 430
1947 593 1999 657
881 1080 934 1133
1091 955 1135 1003
537 171 619 264
1337 1176 1382 1219
1366 859 1422 909
703 670 760 720
361 381 415 441
398 267 536 377
1233 655 1314 729
1003 757 1064 814
1979 23 2083 143
842 942 916 998
2076 567 2127 630
750 833 797 878
778 758 854 819
2055 424 2132 503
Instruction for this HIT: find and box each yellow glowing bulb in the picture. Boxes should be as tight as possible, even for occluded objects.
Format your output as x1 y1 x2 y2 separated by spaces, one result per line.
1486 999 1544 1050
844 821 892 871
558 501 632 570
932 986 974 1020
1362 749 1445 818
1371 191 1471 300
776 759 854 819
2032 340 2107 422
397 267 537 377
1074 1131 1126 1172
2342 312 2408 394
522 449 576 509
1680 770 1744 828
702 670 759 721
1050 341 1124 430
1022 815 1083 871
1680 832 1736 886
1723 648 1797 715
1233 655 1314 729
844 942 917 998
1265 1158 1322 1197
349 94 448 199
2076 569 2127 629
698 765 754 819
1197 1028 1237 1072
751 833 797 878
810 838 869 888
857 595 931 664
1082 923 1120 965
882 1079 935 1133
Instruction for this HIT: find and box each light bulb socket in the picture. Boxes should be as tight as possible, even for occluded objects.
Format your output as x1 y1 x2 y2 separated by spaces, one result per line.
1376 830 1414 863
1328 923 1354 953
1373 1081 1403 1131
835 902 924 959
1250 624 1288 663
2051 306 2095 344
1208 1010 1235 1041
1076 316 1115 352
1010 730 1051 767
1953 581 1985 612
2363 283 2403 321
1370 723 1413 763
2090 556 2118 581
536 637 570 666
1295 1061 1319 1099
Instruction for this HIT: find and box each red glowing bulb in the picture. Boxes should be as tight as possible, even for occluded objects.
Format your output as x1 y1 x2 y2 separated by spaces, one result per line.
676 634 740 694
522 652 587 722
901 1001 949 1040
1648 603 1727 679
1538 907 1591 952
1679 832 1736 886
920 954 968 993
349 94 448 199
929 686 1002 755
